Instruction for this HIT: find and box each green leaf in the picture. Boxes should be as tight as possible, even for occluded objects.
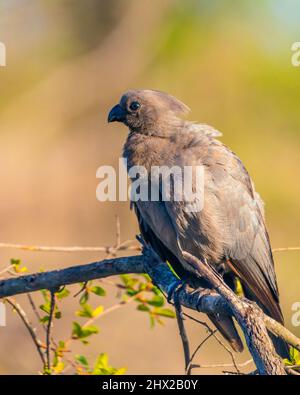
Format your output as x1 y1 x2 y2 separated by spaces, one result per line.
55 311 62 319
72 322 82 338
137 304 150 312
40 289 49 303
120 274 138 290
79 291 89 306
10 258 21 266
56 288 70 299
147 294 164 307
154 307 175 318
287 347 300 365
72 322 99 340
91 286 106 297
58 340 65 349
39 302 51 315
11 258 28 273
81 325 99 338
92 353 126 375
152 286 162 296
76 304 94 318
126 289 138 296
75 355 89 367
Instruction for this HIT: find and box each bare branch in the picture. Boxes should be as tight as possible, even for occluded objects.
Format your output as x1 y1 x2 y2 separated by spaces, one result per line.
182 251 286 375
45 291 56 371
5 298 46 368
0 241 139 254
0 245 299 375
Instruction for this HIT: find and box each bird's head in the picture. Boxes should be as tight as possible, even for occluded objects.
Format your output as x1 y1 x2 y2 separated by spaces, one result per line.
108 89 190 135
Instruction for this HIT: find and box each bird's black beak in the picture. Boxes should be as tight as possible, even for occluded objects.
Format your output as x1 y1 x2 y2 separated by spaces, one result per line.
108 104 126 123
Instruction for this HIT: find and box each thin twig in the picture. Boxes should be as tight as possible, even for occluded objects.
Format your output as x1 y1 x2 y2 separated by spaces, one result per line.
46 291 56 371
6 298 46 368
183 312 241 374
1 241 299 254
186 331 216 374
272 247 300 252
0 265 13 277
27 294 42 323
174 301 191 374
190 358 253 371
0 241 140 253
115 216 121 247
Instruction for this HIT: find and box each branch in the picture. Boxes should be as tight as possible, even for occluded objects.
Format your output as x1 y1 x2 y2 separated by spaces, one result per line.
46 291 56 371
0 248 299 375
5 298 46 368
0 241 140 254
0 256 144 298
181 251 286 375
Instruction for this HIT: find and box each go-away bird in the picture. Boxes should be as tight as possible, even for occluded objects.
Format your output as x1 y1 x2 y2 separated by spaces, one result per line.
108 89 289 357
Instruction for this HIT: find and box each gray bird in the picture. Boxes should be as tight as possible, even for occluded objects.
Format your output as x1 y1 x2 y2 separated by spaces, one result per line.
108 89 289 357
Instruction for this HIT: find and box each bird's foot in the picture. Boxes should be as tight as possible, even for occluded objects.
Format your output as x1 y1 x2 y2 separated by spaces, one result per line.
190 287 213 312
167 280 187 319
167 279 183 304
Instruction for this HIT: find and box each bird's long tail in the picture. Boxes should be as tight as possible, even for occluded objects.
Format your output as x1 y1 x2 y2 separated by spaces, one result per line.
207 314 244 353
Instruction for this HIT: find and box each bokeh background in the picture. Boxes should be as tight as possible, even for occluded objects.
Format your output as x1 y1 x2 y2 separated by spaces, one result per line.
0 0 299 374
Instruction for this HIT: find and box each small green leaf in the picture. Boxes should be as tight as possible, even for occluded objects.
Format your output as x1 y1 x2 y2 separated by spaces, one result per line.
72 322 99 340
137 304 150 312
72 322 82 338
10 258 21 266
154 307 175 318
76 355 89 367
56 288 70 299
92 353 126 375
79 291 89 306
11 258 28 273
147 294 164 307
55 311 62 319
81 325 99 338
39 302 51 315
287 347 300 365
91 286 106 297
76 304 94 318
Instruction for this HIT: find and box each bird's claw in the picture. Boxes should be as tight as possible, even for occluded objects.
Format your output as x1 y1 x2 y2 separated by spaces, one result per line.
167 279 183 304
167 280 188 320
192 287 213 312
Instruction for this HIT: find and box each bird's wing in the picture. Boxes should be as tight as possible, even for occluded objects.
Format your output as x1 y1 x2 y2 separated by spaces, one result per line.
133 201 187 279
199 141 283 323
156 136 283 324
133 201 244 353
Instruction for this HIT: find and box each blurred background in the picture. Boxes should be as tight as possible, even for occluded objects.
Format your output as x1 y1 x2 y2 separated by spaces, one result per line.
0 0 299 374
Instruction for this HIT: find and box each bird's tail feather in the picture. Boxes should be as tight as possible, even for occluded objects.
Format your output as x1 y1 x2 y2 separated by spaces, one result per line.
208 313 244 353
242 283 290 360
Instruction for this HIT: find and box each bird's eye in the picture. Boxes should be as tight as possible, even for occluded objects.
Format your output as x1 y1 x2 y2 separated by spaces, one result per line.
129 101 140 111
